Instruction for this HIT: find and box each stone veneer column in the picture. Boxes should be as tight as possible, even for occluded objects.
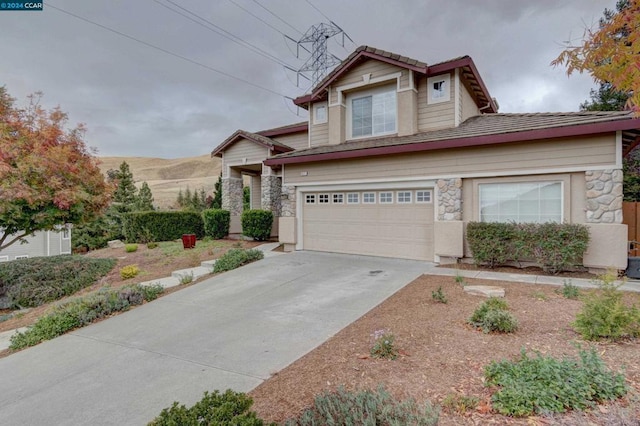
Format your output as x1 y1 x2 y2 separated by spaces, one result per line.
222 177 243 216
436 178 462 221
261 175 282 216
280 185 296 217
585 169 623 223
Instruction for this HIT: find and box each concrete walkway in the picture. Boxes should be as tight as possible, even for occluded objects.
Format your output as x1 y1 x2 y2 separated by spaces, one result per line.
0 251 428 425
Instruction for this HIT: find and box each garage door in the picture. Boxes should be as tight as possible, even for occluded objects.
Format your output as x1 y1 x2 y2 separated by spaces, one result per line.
302 189 434 261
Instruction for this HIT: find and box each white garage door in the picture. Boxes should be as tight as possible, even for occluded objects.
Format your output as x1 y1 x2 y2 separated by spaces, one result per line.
302 189 434 261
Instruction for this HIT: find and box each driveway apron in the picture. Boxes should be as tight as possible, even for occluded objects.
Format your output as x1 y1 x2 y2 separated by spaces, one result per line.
0 251 428 425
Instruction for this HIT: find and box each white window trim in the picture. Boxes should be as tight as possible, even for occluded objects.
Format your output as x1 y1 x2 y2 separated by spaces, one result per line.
15 255 29 260
345 84 398 140
347 193 360 204
305 194 316 204
332 193 344 204
379 191 394 204
478 181 564 223
363 192 377 204
0 256 8 262
318 193 330 204
313 102 328 125
415 190 433 203
397 191 412 203
427 73 451 104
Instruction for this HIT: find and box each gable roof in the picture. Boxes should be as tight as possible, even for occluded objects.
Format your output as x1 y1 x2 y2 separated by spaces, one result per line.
293 45 498 113
256 121 307 137
264 111 640 166
211 129 294 158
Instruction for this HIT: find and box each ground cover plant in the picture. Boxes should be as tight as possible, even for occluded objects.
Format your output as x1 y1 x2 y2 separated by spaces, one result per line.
468 297 518 334
212 248 264 273
149 389 268 426
0 255 116 308
9 284 163 350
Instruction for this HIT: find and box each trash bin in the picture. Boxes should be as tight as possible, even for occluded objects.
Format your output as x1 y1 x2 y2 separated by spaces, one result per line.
627 257 640 279
182 234 196 249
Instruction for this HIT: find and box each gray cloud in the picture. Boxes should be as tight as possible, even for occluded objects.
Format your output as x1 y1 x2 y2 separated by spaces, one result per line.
0 0 613 157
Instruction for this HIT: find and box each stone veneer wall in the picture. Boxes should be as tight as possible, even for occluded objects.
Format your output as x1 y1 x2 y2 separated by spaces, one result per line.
261 175 282 216
437 178 462 221
585 169 623 224
280 186 296 217
222 177 243 215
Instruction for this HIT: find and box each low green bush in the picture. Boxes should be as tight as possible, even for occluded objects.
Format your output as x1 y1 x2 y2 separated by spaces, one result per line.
212 249 264 273
466 222 590 273
148 389 267 426
556 280 581 299
125 244 138 253
202 209 231 239
468 298 518 333
9 284 163 350
0 256 116 309
484 348 627 416
241 210 273 241
120 264 140 280
573 271 640 341
441 393 479 414
147 242 159 249
284 385 439 425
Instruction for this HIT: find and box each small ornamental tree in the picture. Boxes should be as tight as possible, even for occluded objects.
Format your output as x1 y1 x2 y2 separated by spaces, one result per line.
0 87 111 250
135 181 155 211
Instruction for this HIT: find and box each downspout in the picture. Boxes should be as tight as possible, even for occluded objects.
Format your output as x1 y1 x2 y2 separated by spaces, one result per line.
46 230 50 256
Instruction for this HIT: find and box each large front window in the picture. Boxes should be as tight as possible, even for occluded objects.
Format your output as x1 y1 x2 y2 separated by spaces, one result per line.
479 182 562 223
350 87 396 138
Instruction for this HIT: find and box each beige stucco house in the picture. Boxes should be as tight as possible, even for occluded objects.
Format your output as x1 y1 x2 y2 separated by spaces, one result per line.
212 45 640 271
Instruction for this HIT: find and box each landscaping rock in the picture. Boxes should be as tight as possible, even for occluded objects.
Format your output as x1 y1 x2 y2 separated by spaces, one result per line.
464 285 505 298
108 240 125 249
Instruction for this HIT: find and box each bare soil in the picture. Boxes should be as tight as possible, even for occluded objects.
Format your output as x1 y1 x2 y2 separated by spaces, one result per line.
0 239 259 334
248 274 640 425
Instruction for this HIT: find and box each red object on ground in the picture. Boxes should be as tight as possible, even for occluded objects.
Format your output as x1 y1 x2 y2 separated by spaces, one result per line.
182 234 196 249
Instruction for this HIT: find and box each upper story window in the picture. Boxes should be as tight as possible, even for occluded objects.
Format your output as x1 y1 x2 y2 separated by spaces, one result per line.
479 181 562 223
348 85 397 139
314 102 327 124
427 74 451 104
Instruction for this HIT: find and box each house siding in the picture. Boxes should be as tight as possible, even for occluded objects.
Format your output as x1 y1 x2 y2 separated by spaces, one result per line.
0 230 70 260
310 122 328 147
283 134 616 185
329 60 410 104
460 79 480 122
223 138 268 166
272 131 309 151
417 72 456 131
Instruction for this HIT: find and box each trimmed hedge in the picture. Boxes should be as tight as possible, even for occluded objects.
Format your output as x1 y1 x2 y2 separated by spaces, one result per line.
123 211 204 243
202 209 230 239
0 255 116 309
241 209 273 241
467 222 590 274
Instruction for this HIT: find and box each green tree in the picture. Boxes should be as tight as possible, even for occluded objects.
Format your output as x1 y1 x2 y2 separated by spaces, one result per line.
111 161 137 206
0 87 111 250
135 181 155 211
212 173 222 209
580 82 630 111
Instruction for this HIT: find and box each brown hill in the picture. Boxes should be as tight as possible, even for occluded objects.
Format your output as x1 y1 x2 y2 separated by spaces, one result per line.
98 154 221 209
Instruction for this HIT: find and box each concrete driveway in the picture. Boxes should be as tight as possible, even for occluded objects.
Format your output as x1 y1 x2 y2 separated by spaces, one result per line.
0 251 429 425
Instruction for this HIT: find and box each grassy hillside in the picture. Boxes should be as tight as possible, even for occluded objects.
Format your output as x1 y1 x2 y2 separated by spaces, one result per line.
98 154 221 209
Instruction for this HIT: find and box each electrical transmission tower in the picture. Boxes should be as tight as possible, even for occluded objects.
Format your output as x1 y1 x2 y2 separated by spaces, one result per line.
296 22 353 88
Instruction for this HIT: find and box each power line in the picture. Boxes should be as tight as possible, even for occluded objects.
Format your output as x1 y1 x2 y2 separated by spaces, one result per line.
45 2 294 100
226 0 289 38
250 0 304 36
154 0 297 72
303 0 357 46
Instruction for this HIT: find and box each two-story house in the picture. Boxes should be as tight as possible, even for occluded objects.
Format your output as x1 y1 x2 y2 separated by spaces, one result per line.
212 45 640 271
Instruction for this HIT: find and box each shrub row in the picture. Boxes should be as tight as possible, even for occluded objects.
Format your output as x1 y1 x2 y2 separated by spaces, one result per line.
0 255 116 309
9 284 163 350
124 211 205 242
123 209 272 243
485 348 627 416
212 248 264 273
466 222 590 273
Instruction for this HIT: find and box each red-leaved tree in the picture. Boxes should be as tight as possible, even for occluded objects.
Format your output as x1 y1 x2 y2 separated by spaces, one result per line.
0 86 112 250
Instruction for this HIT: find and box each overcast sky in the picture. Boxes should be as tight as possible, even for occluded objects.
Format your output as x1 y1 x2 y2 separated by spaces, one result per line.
1 0 614 158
